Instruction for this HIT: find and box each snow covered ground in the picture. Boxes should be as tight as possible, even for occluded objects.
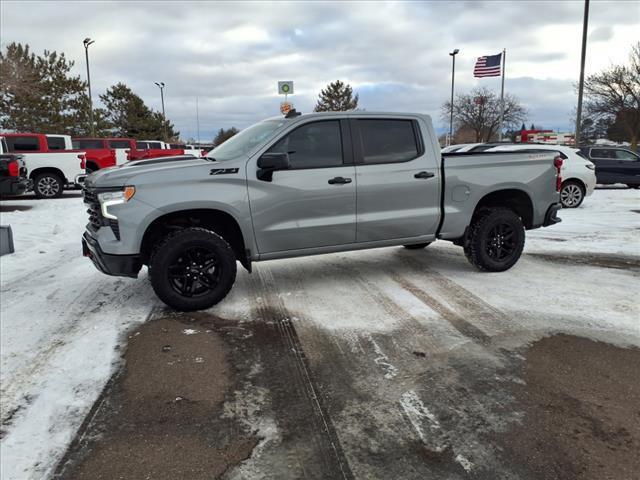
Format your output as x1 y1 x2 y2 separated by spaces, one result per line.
0 187 638 479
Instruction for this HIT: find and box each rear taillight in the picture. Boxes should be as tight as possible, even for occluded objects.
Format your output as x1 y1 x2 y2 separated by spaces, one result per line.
554 156 563 192
8 160 19 177
78 154 86 169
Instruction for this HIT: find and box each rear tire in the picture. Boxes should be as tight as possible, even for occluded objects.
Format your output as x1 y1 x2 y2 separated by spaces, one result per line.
33 172 64 199
560 180 584 208
464 208 525 272
149 228 237 311
403 242 432 250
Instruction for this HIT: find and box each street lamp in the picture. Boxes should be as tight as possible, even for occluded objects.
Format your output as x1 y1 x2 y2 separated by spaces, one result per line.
155 82 167 141
448 49 459 146
83 37 95 136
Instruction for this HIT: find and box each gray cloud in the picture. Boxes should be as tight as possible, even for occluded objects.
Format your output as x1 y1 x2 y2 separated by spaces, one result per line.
1 0 637 140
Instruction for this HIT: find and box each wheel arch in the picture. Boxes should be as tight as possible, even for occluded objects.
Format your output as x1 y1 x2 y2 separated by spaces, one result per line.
29 167 67 184
140 208 251 272
472 188 534 229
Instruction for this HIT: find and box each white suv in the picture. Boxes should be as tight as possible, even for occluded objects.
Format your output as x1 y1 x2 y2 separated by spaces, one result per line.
486 144 596 208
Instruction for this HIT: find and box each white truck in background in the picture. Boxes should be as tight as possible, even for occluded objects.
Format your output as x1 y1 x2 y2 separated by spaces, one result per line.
1 133 85 198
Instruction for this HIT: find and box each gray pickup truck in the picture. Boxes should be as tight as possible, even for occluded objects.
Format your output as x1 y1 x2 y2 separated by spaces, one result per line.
82 112 562 310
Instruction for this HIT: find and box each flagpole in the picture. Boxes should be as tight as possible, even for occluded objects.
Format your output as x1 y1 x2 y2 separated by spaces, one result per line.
498 48 506 141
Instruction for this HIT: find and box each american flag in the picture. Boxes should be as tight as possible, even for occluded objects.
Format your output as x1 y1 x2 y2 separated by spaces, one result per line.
474 53 502 77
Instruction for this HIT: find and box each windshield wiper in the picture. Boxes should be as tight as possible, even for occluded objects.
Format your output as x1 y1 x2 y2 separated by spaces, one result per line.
204 157 218 162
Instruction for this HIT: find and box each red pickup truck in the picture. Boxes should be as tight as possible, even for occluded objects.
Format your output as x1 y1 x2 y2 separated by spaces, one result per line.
72 137 135 171
73 138 197 169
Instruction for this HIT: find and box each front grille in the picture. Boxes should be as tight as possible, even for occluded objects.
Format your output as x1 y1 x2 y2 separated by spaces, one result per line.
83 187 102 232
83 187 120 240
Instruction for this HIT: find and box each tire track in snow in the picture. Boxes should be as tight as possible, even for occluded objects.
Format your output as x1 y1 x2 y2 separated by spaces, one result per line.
244 265 355 480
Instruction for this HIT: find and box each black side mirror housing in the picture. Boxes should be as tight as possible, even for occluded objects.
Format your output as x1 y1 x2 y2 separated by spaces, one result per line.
257 152 290 181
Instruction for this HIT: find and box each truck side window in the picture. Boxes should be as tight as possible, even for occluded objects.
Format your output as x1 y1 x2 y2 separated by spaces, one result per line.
46 137 66 150
268 120 343 169
6 136 39 152
109 140 131 149
357 119 419 164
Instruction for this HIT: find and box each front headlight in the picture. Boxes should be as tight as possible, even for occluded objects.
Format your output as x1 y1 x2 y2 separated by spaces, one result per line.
98 186 136 220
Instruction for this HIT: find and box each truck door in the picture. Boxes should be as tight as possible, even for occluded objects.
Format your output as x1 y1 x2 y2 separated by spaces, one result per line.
248 119 356 254
352 118 440 242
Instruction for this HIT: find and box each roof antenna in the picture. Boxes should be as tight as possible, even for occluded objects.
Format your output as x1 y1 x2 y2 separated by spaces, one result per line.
285 109 301 118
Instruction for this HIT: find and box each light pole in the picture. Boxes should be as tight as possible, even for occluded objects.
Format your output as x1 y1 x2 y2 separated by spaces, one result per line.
83 38 95 136
575 0 590 146
155 82 167 141
448 49 459 146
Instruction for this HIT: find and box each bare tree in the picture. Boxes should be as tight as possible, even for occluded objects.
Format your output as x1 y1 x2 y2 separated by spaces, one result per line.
584 42 640 150
442 87 527 142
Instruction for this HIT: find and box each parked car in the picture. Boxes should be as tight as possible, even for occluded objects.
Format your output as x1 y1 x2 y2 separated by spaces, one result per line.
0 139 29 197
487 144 596 208
82 111 563 311
73 137 134 170
578 146 640 188
0 133 85 198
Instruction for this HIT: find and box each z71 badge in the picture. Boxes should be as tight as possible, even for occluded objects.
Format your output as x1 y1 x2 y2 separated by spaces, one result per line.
210 168 239 175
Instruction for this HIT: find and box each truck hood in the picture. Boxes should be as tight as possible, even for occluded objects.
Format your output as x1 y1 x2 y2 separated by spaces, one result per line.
84 156 227 188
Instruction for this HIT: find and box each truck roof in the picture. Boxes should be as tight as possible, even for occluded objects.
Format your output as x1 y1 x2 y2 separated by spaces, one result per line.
268 111 431 120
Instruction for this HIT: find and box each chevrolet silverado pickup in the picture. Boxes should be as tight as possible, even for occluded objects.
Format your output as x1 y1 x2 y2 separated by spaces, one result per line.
82 112 562 311
1 133 86 198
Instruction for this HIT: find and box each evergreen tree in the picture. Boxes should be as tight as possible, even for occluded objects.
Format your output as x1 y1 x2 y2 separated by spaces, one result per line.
0 42 99 134
100 83 178 139
314 80 359 112
213 127 239 146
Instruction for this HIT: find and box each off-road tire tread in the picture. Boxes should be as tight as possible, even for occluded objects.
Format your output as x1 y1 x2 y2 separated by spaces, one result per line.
149 227 237 311
465 207 525 272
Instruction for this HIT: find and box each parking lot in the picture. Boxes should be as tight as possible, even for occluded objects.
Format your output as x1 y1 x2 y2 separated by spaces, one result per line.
1 188 639 479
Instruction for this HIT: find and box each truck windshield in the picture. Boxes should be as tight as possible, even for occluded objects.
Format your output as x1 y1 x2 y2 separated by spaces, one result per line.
208 119 288 161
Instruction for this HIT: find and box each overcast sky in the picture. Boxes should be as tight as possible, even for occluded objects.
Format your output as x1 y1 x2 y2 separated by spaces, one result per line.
1 1 638 141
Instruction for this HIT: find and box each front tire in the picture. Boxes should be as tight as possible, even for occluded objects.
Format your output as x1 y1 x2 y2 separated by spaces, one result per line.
403 242 432 250
464 208 525 272
33 172 64 199
149 228 237 311
560 180 584 208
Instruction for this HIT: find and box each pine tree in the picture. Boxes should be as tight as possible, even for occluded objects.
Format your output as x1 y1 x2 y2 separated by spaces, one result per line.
0 42 99 134
100 83 178 139
213 127 239 146
314 80 359 112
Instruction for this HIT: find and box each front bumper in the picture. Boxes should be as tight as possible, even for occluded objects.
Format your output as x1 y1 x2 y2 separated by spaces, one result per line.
82 232 141 278
543 203 562 227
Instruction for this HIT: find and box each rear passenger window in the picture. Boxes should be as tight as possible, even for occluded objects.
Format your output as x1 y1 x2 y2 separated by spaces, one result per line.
591 148 615 159
357 119 419 164
46 137 66 150
268 120 343 169
109 140 131 149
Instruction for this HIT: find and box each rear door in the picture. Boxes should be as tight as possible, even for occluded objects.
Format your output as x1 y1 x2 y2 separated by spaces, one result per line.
589 148 618 183
352 117 440 242
249 119 357 254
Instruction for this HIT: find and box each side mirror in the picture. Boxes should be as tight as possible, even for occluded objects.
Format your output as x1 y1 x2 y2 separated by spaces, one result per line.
257 152 290 181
